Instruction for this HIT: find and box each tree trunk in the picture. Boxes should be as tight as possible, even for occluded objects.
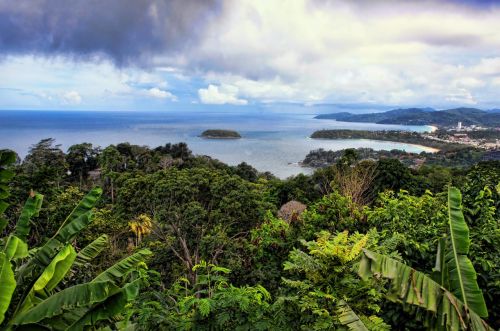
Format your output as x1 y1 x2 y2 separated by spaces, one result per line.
111 179 114 203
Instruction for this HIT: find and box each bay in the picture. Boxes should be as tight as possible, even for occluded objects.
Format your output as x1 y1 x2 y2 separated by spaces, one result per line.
0 110 433 178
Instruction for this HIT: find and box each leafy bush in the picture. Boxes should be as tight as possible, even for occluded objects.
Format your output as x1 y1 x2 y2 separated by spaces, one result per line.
360 187 493 331
0 152 151 330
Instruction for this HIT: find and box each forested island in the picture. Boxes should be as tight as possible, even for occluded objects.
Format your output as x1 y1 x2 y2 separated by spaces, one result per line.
1 139 499 330
201 129 242 139
315 107 500 128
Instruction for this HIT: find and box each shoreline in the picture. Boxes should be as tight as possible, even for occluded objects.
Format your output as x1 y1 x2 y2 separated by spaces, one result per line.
426 125 439 133
310 137 440 153
406 142 439 153
200 136 241 140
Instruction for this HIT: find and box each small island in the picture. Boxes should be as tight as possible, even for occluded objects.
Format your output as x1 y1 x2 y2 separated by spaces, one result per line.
201 129 242 139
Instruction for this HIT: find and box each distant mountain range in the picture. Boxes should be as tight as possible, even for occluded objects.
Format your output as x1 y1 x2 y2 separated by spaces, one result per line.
315 107 500 127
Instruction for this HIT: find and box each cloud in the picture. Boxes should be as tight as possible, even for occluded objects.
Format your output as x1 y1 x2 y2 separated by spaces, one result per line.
198 84 248 105
446 88 477 104
62 91 82 104
2 0 500 108
0 56 183 109
0 0 219 66
183 0 500 107
492 77 500 86
146 87 177 101
121 72 168 88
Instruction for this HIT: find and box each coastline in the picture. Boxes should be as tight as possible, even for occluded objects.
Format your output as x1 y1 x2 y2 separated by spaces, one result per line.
200 136 241 140
1 110 440 178
406 142 439 153
426 125 438 133
310 137 440 153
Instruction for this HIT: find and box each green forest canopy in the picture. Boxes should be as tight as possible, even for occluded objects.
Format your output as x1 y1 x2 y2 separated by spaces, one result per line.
1 139 499 330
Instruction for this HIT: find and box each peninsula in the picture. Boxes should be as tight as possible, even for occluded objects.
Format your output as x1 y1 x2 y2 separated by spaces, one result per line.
310 129 500 151
201 129 242 139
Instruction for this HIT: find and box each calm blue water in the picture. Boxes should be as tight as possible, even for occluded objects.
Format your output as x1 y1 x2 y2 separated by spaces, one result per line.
0 110 432 178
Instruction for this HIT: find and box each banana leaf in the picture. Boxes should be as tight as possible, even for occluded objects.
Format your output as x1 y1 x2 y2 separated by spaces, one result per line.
359 249 493 331
18 189 101 285
336 300 369 331
431 238 447 287
3 193 43 260
0 201 8 215
74 234 109 266
17 213 92 285
56 187 102 232
4 235 29 260
92 249 152 284
15 192 43 241
20 245 77 313
445 187 488 318
11 281 120 327
67 279 142 331
0 252 16 324
0 150 16 233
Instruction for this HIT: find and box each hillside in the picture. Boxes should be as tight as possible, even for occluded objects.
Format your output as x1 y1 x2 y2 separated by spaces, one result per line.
302 146 489 168
315 107 500 127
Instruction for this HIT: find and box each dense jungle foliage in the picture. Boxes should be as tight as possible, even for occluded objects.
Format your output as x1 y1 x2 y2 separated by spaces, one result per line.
1 138 499 330
302 147 488 168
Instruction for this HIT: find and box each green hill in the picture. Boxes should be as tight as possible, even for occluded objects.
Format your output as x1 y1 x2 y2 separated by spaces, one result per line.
315 107 500 127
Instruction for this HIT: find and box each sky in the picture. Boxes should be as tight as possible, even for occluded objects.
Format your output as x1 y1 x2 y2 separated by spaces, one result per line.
1 0 500 111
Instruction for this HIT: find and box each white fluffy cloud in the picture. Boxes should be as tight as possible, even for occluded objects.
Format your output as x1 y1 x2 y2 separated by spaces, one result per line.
176 0 500 107
62 91 82 104
198 84 248 105
146 87 177 101
0 57 182 109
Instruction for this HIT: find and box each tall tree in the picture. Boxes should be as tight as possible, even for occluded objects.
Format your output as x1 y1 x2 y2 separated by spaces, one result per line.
116 167 270 284
99 145 123 203
22 138 67 190
66 143 100 188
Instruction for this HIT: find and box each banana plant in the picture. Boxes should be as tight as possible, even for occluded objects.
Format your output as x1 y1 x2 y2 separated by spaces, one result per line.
0 153 152 330
358 187 493 331
336 300 369 331
0 150 16 233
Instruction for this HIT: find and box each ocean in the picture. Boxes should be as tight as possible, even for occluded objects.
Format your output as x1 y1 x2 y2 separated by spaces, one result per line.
0 110 432 178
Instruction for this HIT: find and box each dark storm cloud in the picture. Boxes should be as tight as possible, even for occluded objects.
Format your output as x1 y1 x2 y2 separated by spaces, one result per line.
0 0 220 66
450 0 500 8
